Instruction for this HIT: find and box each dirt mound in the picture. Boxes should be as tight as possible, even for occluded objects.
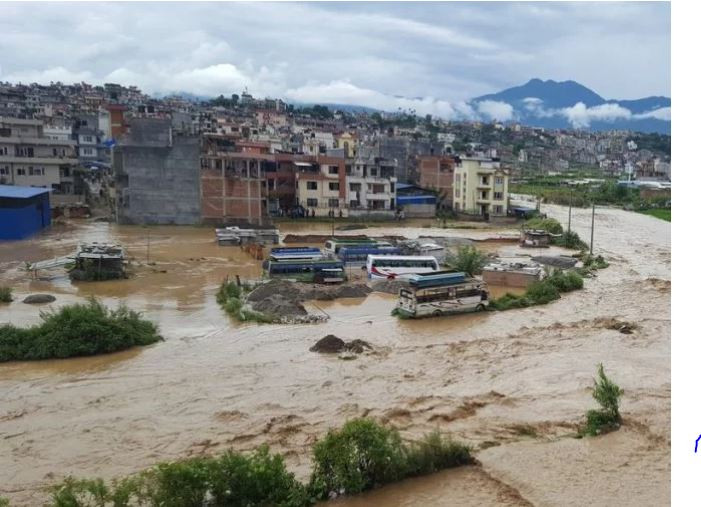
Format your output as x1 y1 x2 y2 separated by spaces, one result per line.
310 335 346 353
22 294 56 304
372 279 411 295
532 255 578 269
250 294 306 317
310 335 374 354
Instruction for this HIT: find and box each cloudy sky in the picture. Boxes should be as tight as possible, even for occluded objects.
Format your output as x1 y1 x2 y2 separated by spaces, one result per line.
0 2 670 118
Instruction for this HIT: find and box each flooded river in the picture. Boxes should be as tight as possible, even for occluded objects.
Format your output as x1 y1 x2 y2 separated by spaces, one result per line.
0 207 670 505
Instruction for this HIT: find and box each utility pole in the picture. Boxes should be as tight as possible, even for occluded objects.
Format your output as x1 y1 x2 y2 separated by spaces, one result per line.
146 228 151 264
567 188 573 235
590 202 595 255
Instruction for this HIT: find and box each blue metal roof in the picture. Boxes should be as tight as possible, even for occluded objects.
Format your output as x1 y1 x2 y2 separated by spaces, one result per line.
0 185 52 199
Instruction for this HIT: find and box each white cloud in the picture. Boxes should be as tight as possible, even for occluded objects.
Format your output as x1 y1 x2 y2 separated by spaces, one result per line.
285 80 467 119
559 102 632 128
3 66 95 84
476 100 515 122
634 107 671 121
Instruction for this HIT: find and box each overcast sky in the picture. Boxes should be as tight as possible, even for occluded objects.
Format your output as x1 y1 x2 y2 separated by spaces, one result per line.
0 2 670 117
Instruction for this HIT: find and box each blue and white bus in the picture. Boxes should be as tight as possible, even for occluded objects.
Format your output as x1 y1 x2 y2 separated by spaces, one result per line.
366 255 440 280
269 247 324 261
337 245 401 266
265 258 346 283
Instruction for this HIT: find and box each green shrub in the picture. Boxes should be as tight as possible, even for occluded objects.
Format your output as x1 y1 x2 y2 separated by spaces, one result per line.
490 271 584 311
445 246 488 277
0 497 9 507
552 230 588 250
50 447 309 507
524 217 563 235
403 431 473 477
0 286 12 303
310 418 406 498
0 299 162 362
580 364 623 437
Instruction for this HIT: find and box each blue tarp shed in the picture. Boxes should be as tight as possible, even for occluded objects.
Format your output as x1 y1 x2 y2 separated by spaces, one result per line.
0 185 52 240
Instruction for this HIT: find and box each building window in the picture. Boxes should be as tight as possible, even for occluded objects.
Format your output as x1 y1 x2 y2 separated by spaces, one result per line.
0 166 8 175
493 192 503 200
349 183 361 192
328 198 339 208
306 198 318 207
306 181 318 190
493 205 504 215
16 168 26 175
328 165 339 174
329 182 340 191
350 200 360 208
495 176 504 185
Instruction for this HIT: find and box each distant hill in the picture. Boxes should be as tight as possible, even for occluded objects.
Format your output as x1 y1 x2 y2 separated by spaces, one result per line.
468 78 670 134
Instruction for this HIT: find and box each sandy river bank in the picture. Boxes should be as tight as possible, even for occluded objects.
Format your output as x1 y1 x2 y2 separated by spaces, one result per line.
0 205 670 505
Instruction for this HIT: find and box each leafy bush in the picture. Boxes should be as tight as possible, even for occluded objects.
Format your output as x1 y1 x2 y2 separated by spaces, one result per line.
403 431 473 477
524 217 563 235
0 286 12 303
309 418 406 498
445 246 488 277
552 230 588 250
0 299 162 362
580 364 623 437
490 271 584 311
217 279 272 323
0 497 9 507
309 419 472 500
50 447 309 507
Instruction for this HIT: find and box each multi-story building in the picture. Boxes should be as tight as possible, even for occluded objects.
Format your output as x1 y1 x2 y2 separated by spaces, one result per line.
0 117 78 193
418 155 457 207
114 118 201 224
452 156 509 217
346 152 397 216
295 156 347 216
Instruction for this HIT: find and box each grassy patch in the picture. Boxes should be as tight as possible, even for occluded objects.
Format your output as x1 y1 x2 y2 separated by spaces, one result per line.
0 286 12 303
578 364 623 437
490 270 584 311
0 299 162 362
216 278 274 324
47 419 473 506
638 208 671 222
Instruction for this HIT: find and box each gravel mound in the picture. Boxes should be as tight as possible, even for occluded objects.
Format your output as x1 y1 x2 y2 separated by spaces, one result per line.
23 294 56 304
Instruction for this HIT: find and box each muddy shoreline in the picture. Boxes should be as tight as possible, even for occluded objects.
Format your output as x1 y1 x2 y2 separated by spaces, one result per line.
0 205 670 505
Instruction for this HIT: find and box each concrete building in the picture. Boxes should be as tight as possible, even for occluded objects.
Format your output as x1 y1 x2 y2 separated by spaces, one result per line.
418 155 457 208
114 118 201 224
0 117 78 193
295 156 347 216
346 152 397 217
452 156 509 217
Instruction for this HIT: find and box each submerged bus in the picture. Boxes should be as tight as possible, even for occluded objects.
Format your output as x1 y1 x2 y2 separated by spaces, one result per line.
395 271 489 318
338 245 401 266
269 247 324 261
265 258 346 283
366 255 439 280
324 238 392 255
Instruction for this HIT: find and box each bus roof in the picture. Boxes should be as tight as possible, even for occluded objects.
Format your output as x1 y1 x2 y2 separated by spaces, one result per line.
367 255 438 261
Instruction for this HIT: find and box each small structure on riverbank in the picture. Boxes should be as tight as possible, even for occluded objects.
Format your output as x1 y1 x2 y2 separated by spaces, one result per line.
520 229 557 248
69 243 127 281
482 261 545 288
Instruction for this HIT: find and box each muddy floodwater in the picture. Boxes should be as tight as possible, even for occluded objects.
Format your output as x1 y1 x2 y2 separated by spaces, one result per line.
0 206 670 506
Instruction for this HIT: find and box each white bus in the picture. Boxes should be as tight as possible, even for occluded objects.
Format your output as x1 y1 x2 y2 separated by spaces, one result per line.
367 255 439 280
395 277 489 318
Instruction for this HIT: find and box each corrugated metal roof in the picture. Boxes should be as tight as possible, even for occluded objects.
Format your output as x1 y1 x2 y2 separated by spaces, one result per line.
0 185 52 199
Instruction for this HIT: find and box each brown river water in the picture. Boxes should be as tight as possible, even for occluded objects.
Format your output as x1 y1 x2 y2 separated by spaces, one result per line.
0 207 670 506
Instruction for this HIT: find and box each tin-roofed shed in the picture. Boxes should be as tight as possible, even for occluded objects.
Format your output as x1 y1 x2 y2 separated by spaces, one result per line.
0 185 51 240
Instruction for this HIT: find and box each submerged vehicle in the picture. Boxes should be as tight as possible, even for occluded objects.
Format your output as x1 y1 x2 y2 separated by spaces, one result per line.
367 254 439 280
264 258 346 283
395 271 489 318
216 226 280 245
323 238 392 255
337 245 401 266
269 247 324 261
